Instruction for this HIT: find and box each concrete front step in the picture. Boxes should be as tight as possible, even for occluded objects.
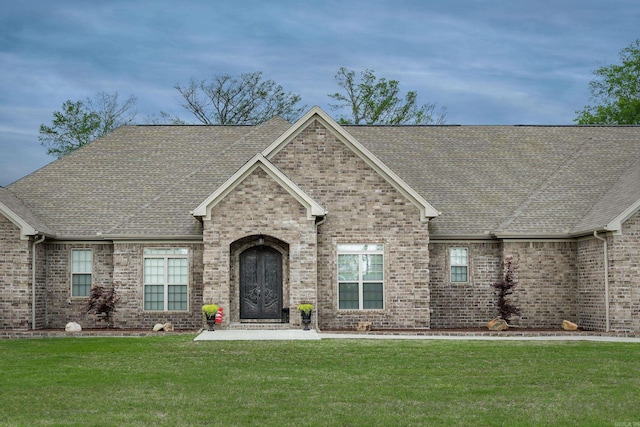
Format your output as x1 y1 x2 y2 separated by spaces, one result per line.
225 322 300 330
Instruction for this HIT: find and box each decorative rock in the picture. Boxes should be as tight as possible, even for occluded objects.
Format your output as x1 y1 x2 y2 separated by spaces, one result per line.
355 321 372 332
163 322 174 332
153 323 165 332
487 317 509 331
562 320 578 331
65 322 82 332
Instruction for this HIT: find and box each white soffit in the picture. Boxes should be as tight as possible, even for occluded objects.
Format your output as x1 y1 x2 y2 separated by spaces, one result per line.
262 106 440 221
192 154 326 220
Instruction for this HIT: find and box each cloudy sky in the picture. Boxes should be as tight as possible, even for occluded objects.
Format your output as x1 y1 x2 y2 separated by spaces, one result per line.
1 0 638 186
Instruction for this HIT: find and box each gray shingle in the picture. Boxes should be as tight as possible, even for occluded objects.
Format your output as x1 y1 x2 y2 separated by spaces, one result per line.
6 117 640 239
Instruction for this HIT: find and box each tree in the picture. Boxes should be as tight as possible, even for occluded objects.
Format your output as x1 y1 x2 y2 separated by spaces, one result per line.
575 39 640 124
39 92 137 157
175 71 305 125
328 67 447 125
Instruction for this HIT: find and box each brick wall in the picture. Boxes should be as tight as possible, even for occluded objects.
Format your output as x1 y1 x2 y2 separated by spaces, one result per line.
0 216 31 329
577 237 607 330
204 167 318 328
110 242 204 329
45 243 114 328
504 241 578 328
270 120 431 330
608 211 640 331
429 241 502 328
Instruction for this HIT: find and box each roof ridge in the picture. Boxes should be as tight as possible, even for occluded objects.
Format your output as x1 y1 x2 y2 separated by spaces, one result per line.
496 138 595 232
102 118 289 236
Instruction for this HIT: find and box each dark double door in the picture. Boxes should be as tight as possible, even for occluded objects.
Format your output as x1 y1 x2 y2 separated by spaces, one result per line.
240 246 282 319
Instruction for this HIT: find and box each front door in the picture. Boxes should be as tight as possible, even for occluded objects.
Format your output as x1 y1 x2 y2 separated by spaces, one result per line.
240 246 282 319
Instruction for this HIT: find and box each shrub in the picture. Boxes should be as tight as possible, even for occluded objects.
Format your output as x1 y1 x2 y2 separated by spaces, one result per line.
83 286 120 327
493 256 521 322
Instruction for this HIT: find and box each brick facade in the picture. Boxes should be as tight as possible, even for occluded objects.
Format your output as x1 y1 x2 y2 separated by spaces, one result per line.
429 241 502 328
1 116 639 333
270 120 431 330
608 211 640 331
0 216 31 329
203 167 318 328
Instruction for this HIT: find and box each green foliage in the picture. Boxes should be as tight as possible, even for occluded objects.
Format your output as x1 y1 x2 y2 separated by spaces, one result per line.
39 92 137 157
175 71 305 124
575 39 640 124
329 67 447 125
82 286 120 327
201 304 219 316
297 303 314 314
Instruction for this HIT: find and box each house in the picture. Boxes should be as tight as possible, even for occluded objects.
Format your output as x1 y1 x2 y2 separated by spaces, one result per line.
1 106 639 332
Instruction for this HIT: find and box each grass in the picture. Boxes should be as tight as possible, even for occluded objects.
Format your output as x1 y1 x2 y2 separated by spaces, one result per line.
1 336 639 426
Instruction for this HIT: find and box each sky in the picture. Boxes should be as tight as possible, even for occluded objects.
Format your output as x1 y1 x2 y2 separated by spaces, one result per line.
1 0 638 186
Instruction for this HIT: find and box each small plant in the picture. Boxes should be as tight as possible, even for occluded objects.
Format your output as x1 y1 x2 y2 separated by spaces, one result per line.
83 286 120 327
202 304 219 317
297 303 314 315
492 255 521 323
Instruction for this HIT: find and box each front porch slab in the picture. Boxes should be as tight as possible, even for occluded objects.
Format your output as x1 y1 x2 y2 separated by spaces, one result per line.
194 329 321 341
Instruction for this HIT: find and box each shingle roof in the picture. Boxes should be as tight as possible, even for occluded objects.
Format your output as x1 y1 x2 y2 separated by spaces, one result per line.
0 187 54 237
6 112 640 240
346 125 640 237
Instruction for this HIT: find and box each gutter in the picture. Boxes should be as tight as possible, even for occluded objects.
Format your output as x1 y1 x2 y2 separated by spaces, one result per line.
593 231 610 332
32 234 45 330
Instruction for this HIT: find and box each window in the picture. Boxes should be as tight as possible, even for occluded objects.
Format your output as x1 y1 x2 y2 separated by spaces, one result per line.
450 248 468 283
338 244 384 310
71 249 93 297
143 248 189 311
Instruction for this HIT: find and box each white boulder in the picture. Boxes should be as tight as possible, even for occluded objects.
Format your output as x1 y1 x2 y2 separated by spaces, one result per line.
65 322 82 332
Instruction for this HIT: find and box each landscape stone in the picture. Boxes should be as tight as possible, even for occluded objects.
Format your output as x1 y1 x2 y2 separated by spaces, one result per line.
65 322 82 332
562 320 578 331
487 318 509 331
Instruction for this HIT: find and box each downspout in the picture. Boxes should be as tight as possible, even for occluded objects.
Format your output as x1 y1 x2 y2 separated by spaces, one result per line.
593 231 610 332
32 234 46 330
314 215 327 331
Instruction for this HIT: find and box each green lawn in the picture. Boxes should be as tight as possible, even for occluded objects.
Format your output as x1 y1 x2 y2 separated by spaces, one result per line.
0 335 639 426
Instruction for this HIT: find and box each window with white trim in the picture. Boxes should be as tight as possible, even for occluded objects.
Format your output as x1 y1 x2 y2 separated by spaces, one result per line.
71 249 93 297
143 248 189 311
338 244 384 310
450 247 468 283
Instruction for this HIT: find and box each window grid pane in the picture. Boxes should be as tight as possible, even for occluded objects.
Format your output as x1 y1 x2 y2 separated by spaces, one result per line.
168 285 188 311
167 259 187 284
144 259 165 285
144 285 165 310
363 283 383 309
339 282 359 309
451 266 468 282
72 249 92 273
72 274 92 297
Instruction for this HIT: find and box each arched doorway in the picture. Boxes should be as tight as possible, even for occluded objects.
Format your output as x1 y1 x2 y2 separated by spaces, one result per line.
239 245 283 319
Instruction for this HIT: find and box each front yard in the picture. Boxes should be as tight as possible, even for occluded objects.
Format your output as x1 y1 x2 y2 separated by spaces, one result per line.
0 335 639 426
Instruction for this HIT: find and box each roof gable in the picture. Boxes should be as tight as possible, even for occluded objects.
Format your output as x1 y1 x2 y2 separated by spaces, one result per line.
262 106 440 221
0 187 54 239
193 154 326 221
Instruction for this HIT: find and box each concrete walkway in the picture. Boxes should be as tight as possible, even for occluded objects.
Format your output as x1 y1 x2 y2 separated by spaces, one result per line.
194 329 640 342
